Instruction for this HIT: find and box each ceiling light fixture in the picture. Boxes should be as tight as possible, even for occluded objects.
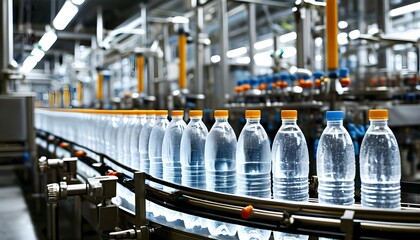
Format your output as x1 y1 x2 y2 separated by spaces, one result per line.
53 1 79 30
389 2 420 17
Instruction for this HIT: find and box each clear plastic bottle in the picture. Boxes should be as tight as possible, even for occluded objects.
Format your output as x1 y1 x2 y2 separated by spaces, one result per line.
272 110 309 240
116 111 131 165
317 111 355 205
149 110 169 217
236 110 271 240
130 111 147 169
162 110 186 222
360 109 401 209
180 110 208 229
137 110 156 172
205 110 237 237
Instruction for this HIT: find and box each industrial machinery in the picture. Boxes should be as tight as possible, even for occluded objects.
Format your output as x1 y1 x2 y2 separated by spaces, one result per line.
1 0 420 239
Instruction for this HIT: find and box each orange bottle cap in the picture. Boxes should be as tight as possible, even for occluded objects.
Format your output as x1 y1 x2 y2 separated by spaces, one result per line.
281 110 298 119
369 109 388 120
155 110 168 116
189 110 203 117
245 110 261 118
214 110 228 118
147 110 156 115
315 79 321 87
171 110 184 117
280 81 288 89
340 77 351 86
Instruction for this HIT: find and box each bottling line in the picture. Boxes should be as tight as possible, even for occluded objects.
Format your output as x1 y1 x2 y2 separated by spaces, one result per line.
0 0 420 239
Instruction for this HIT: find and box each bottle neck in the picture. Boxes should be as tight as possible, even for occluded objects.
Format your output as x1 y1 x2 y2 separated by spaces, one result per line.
156 116 167 120
215 117 228 122
370 119 388 127
172 116 183 121
246 118 260 124
190 117 202 122
282 119 297 125
327 120 343 126
146 115 155 120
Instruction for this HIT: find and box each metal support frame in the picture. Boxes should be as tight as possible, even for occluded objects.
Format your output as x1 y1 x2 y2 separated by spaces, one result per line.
217 0 229 109
377 0 391 78
195 6 204 95
296 2 313 70
97 6 103 47
247 3 257 76
1 0 13 93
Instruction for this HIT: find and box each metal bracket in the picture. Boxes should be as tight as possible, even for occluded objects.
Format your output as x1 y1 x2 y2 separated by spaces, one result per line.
340 210 359 240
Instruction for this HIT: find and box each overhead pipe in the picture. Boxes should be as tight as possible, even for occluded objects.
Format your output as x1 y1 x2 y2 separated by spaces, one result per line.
136 55 145 93
178 30 187 90
49 91 54 107
63 85 70 107
76 82 83 103
326 0 338 71
326 0 338 110
96 72 103 101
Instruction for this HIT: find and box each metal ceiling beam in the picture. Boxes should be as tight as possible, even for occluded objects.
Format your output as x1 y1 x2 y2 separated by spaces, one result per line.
32 30 94 41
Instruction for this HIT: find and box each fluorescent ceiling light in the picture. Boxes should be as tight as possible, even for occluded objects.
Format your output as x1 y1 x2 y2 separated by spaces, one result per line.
254 39 273 50
210 55 221 63
337 32 348 45
71 0 85 5
279 32 297 43
38 31 57 51
226 47 247 58
21 56 39 73
236 57 250 64
254 51 272 67
338 21 348 29
171 16 189 24
31 48 45 62
349 29 360 39
53 1 79 31
315 37 323 47
315 55 322 61
282 47 297 58
389 2 420 17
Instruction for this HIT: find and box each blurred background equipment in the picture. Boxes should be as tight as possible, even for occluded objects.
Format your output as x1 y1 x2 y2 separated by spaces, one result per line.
1 0 420 239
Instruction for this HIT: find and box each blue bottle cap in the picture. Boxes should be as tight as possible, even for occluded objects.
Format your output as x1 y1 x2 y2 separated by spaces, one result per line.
339 68 349 78
237 79 243 86
250 78 258 86
280 72 289 81
242 79 250 85
289 74 297 81
258 76 265 85
326 111 344 121
313 71 324 79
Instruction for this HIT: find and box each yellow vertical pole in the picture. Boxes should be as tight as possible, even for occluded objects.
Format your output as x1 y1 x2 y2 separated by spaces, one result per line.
326 0 338 71
55 89 61 107
76 82 83 102
49 91 54 107
136 55 144 93
178 33 187 89
63 85 70 107
97 72 103 101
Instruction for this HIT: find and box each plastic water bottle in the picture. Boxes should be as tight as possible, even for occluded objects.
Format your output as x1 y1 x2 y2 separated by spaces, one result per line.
360 109 401 209
149 110 169 217
137 110 155 172
180 110 208 229
317 111 355 205
162 110 186 222
272 110 309 240
205 110 237 237
236 110 271 240
129 111 147 169
117 111 131 164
